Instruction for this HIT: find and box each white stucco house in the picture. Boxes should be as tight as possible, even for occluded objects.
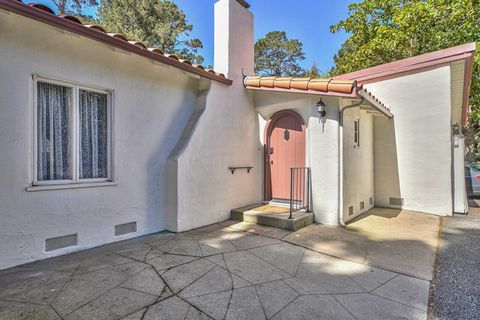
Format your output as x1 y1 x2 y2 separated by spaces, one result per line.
0 0 476 270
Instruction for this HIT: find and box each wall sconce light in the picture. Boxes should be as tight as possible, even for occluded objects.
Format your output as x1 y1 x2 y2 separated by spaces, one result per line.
316 98 327 118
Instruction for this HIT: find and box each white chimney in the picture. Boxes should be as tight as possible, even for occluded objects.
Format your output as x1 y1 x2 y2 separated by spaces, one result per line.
214 0 254 81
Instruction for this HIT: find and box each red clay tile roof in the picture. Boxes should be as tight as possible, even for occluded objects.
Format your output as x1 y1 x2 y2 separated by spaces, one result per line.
0 0 232 85
243 76 393 117
244 76 360 96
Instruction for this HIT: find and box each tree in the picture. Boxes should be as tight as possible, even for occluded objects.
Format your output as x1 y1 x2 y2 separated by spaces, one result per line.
51 0 97 15
330 0 480 158
98 0 204 64
255 31 305 77
302 62 329 78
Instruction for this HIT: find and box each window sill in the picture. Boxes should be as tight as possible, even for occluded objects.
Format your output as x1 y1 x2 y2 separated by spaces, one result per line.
26 181 117 192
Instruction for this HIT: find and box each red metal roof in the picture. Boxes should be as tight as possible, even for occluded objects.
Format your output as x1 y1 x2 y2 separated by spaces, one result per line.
334 43 476 83
333 42 476 124
0 0 232 85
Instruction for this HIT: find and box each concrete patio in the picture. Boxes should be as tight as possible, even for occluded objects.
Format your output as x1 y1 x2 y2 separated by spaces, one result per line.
284 207 440 280
0 213 432 320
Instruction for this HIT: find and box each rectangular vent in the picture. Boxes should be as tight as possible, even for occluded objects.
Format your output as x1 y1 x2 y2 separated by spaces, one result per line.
45 233 77 252
389 197 404 206
348 206 354 216
369 197 373 205
115 222 137 236
360 201 365 210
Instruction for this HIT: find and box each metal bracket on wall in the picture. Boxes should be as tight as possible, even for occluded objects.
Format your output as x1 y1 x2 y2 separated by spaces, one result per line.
229 166 254 174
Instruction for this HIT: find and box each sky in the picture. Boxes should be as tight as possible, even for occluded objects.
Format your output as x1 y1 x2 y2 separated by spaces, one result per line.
37 0 353 73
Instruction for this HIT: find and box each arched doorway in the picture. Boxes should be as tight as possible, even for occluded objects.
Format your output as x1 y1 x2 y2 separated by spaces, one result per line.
264 110 306 201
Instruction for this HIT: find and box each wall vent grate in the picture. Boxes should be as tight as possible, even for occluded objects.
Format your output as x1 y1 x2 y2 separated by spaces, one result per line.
389 197 404 206
115 222 137 236
45 233 77 252
360 201 365 210
369 197 373 205
348 206 354 216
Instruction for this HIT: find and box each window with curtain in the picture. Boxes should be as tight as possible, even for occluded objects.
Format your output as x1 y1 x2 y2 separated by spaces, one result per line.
35 78 112 185
37 82 72 181
79 90 108 179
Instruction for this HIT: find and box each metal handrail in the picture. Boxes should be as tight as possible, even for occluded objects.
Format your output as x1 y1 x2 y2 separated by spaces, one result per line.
289 167 312 219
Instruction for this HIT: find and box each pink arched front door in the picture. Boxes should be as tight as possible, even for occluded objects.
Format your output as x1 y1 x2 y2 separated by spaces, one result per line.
265 111 306 201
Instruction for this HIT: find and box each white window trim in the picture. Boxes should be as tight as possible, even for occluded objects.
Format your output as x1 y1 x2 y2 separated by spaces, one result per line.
32 75 114 187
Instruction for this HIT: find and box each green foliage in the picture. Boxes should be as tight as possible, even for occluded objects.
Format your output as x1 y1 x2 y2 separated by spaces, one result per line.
331 0 480 158
52 0 97 15
255 31 306 76
98 0 204 64
302 62 329 78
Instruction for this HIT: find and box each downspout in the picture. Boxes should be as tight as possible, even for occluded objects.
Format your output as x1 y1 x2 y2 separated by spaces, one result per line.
338 97 364 227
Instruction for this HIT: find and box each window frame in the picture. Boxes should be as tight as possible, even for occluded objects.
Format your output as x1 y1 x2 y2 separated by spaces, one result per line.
32 75 114 186
353 118 360 147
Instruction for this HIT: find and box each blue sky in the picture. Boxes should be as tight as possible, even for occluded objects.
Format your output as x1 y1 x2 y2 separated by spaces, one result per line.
37 0 353 72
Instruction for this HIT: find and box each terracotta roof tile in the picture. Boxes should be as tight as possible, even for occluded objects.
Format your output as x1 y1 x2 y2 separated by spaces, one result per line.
2 0 231 84
244 76 359 95
57 14 82 24
273 77 292 89
307 78 329 91
109 33 129 42
128 40 147 49
148 47 164 55
166 53 179 60
179 59 192 65
28 3 54 14
84 24 107 33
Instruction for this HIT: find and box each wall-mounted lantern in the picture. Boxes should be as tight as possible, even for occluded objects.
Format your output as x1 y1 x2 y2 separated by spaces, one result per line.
316 98 327 118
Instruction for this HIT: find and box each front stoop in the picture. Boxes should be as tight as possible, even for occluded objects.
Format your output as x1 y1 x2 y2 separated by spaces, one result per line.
231 204 314 231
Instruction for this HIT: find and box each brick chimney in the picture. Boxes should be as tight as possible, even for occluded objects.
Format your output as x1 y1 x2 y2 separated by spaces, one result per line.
214 0 254 81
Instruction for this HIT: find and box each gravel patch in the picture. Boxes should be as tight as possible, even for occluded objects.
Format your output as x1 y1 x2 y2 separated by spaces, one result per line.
429 210 480 320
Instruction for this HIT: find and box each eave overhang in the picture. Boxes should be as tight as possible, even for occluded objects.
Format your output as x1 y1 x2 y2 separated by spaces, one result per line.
0 0 233 85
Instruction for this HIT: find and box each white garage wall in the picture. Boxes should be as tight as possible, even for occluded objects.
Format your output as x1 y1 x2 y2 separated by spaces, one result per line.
0 14 200 269
367 66 453 215
342 108 375 221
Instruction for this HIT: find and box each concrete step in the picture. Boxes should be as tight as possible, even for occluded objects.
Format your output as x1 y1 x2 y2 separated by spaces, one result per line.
231 204 314 231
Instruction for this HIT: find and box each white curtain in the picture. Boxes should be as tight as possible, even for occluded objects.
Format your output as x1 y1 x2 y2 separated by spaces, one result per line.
37 82 71 181
79 90 108 179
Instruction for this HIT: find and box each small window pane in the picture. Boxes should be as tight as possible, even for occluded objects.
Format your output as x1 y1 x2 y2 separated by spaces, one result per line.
354 119 360 146
37 82 72 181
79 90 109 179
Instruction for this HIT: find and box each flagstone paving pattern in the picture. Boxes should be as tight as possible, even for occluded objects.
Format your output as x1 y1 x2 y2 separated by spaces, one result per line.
0 221 429 320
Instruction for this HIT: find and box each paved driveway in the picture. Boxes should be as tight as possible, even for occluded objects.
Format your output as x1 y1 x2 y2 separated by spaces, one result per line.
0 220 429 319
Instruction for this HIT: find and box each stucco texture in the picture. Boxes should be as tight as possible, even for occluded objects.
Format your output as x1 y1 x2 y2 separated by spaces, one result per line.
0 13 199 269
367 66 453 215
